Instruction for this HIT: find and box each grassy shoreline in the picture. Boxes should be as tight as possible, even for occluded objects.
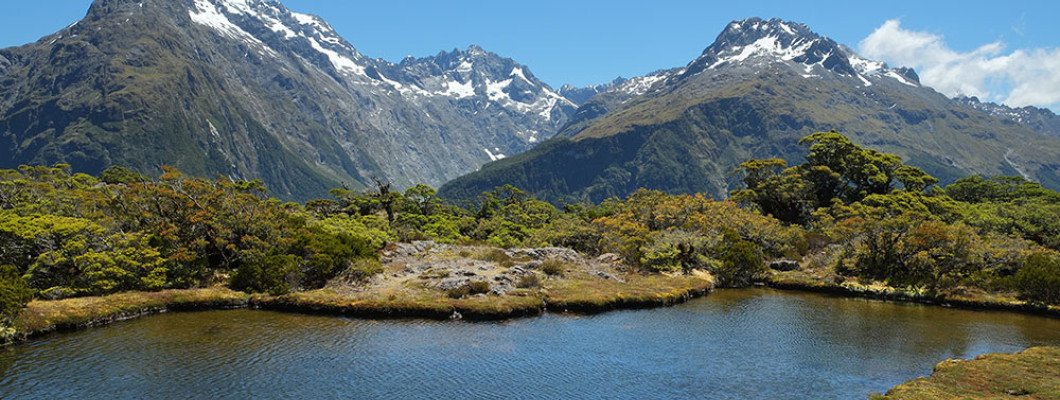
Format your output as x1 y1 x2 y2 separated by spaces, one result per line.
7 270 1058 346
5 277 1057 399
762 270 1060 318
7 288 251 344
879 346 1060 399
2 272 715 344
6 271 1056 346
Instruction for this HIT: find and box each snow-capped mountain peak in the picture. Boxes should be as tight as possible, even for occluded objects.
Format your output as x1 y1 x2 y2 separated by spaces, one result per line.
395 46 575 123
180 0 576 133
677 17 920 88
187 0 369 78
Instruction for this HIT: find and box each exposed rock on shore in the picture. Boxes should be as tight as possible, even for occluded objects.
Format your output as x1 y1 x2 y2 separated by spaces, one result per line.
357 242 635 298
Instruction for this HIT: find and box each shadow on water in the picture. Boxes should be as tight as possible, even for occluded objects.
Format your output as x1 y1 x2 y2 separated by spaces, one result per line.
1 288 1058 399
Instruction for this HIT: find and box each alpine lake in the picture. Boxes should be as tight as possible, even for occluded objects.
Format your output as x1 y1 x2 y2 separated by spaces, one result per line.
2 289 1058 399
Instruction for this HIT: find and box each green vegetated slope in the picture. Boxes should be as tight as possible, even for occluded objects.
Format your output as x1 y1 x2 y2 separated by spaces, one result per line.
0 0 360 200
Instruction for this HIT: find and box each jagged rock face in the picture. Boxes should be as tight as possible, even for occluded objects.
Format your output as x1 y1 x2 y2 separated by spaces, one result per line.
0 0 576 200
955 96 1060 137
440 17 1060 204
559 73 675 105
392 45 576 147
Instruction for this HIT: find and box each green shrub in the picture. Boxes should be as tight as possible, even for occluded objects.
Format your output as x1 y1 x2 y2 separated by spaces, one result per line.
484 220 532 248
713 232 764 287
530 214 602 254
837 214 1009 291
639 230 718 273
99 165 146 185
345 258 383 281
0 265 32 324
230 252 300 296
1014 252 1060 304
639 243 682 273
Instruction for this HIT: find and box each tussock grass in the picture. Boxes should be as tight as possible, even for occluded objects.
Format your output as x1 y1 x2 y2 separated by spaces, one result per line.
516 274 541 289
540 259 569 277
477 249 515 268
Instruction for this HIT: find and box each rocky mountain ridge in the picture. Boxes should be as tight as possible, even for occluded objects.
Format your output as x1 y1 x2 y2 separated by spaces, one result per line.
954 96 1060 137
0 0 577 199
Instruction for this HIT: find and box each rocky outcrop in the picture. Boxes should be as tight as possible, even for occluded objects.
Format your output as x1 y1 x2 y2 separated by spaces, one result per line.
372 242 622 297
768 260 800 272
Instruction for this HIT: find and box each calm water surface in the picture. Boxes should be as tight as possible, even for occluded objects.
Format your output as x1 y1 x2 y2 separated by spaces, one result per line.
2 289 1059 399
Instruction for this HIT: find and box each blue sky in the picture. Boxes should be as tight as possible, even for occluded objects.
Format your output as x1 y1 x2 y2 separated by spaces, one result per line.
2 1 1058 109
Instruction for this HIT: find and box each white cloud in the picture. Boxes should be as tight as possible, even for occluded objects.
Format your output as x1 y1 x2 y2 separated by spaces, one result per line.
859 19 1060 111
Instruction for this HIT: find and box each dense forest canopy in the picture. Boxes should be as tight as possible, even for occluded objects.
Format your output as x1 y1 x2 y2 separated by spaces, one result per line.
0 131 1058 325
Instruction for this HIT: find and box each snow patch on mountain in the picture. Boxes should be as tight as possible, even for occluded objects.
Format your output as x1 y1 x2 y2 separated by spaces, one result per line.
483 148 506 161
291 12 322 28
456 60 474 73
486 78 514 103
848 54 884 74
307 37 365 76
376 71 433 97
848 53 919 87
510 67 532 84
885 70 918 87
709 35 817 69
621 74 668 96
189 0 278 57
216 0 253 14
438 79 475 98
777 22 797 35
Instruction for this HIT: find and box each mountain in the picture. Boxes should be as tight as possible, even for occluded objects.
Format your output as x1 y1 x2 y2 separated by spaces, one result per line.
955 96 1060 137
0 0 576 200
558 71 676 105
440 17 1060 204
556 69 680 137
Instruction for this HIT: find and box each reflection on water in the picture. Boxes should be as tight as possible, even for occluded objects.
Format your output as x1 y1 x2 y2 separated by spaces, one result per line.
1 289 1058 399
